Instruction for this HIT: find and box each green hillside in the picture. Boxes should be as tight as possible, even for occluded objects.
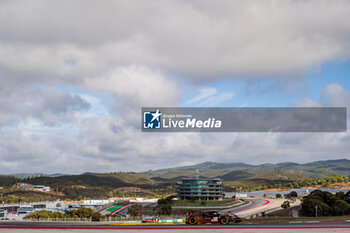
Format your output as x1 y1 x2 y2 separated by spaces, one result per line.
0 175 20 186
0 190 57 203
1 159 349 200
25 172 156 189
0 172 166 202
140 159 350 181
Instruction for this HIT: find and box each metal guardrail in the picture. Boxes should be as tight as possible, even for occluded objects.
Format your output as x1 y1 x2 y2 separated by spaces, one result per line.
19 215 186 222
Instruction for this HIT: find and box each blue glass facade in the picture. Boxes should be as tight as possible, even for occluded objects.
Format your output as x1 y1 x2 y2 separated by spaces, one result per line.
176 178 224 200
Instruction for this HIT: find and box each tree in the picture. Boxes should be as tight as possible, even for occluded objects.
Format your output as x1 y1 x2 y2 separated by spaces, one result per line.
24 210 53 220
76 207 94 218
276 193 282 198
154 196 173 216
335 192 345 200
345 191 350 204
65 209 79 218
281 201 290 209
301 190 350 217
128 204 143 217
331 200 350 216
290 191 298 198
52 212 64 218
92 212 101 221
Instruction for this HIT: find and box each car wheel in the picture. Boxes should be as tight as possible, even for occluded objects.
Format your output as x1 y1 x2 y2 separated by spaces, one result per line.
219 215 230 225
188 216 198 225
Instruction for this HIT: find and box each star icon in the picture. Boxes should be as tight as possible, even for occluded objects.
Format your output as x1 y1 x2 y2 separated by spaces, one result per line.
151 109 162 122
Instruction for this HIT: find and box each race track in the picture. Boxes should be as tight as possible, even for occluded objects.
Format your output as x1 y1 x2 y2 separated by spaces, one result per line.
1 199 350 232
1 220 350 233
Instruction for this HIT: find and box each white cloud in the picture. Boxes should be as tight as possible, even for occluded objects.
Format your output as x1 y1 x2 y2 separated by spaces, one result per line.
84 65 180 125
198 92 234 107
0 1 350 173
296 98 322 107
185 88 217 105
0 0 350 82
67 83 350 171
321 83 350 107
0 86 90 127
85 66 179 108
184 88 234 106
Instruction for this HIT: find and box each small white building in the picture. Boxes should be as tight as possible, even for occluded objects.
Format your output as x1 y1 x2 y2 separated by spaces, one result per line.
17 183 50 192
83 200 110 205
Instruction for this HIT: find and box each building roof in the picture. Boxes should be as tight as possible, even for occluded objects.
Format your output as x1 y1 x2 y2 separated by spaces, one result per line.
17 183 49 189
180 177 223 181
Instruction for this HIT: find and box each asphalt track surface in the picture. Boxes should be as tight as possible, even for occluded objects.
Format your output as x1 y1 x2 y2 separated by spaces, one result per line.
1 220 350 228
226 198 267 214
1 200 350 232
1 220 350 233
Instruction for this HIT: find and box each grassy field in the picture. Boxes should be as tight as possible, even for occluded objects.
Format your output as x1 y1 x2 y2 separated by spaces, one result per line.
172 199 237 206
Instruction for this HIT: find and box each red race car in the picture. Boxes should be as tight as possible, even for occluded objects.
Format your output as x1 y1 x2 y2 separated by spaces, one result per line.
142 217 158 223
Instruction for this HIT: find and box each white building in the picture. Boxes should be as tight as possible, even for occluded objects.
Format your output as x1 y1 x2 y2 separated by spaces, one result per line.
17 183 50 192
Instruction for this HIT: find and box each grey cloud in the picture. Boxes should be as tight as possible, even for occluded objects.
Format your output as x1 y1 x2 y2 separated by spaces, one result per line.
0 113 350 173
84 65 180 127
41 92 90 114
0 86 90 127
0 0 350 81
0 1 350 173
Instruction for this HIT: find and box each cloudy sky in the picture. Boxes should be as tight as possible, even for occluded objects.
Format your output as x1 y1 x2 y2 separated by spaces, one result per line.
0 0 350 174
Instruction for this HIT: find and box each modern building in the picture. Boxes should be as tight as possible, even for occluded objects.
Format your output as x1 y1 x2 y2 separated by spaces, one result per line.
0 201 60 213
17 206 34 214
17 183 50 192
176 174 224 200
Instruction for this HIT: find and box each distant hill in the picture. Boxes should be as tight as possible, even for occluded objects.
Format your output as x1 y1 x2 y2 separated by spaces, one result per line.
25 172 157 189
2 159 350 191
220 170 253 181
46 173 69 177
9 173 68 179
150 161 254 173
139 159 350 182
151 159 350 173
11 173 44 179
